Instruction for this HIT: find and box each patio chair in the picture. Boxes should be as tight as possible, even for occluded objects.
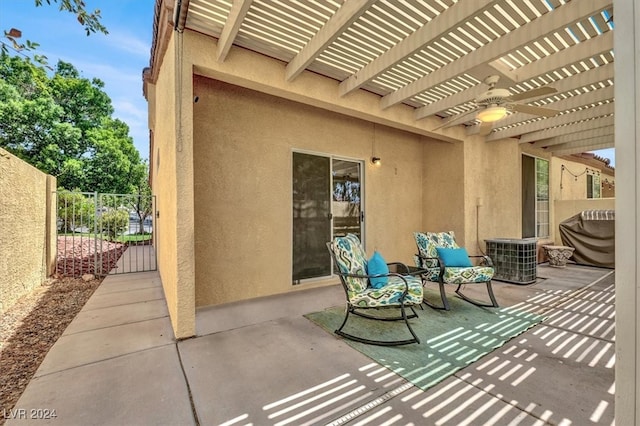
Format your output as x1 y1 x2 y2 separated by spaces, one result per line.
414 231 498 311
327 234 424 346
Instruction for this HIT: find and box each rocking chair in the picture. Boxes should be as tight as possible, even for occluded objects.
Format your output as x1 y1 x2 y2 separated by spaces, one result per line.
327 234 424 346
414 231 498 311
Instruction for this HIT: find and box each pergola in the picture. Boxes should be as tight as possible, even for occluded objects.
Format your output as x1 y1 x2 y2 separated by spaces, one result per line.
145 1 640 424
151 0 614 155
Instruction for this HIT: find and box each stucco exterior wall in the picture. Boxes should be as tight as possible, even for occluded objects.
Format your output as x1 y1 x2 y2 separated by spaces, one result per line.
148 33 196 339
467 137 522 251
192 77 424 307
421 139 465 244
0 148 56 314
420 135 524 254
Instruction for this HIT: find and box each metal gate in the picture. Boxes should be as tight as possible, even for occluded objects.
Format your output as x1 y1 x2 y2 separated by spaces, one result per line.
55 191 157 277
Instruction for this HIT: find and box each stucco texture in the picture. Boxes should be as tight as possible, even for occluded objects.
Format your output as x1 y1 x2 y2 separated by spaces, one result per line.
420 135 523 254
148 33 196 339
0 148 56 314
192 77 425 307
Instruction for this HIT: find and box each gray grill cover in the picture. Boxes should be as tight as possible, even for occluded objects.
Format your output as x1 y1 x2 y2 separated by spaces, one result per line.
559 210 614 268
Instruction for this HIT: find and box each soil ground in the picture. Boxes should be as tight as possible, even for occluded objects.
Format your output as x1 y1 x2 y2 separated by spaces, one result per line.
0 238 125 424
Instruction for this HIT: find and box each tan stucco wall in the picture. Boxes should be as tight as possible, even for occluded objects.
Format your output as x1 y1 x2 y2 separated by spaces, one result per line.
0 148 56 314
192 77 425 307
148 32 196 339
469 137 522 251
421 138 465 243
421 136 523 254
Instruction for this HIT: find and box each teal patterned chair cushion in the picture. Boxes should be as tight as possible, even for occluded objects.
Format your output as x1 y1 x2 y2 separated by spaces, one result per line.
414 231 459 268
331 234 368 295
442 266 494 284
349 276 423 308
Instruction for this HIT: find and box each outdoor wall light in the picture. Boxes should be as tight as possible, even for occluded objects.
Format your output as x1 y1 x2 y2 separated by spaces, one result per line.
476 106 507 123
371 157 381 166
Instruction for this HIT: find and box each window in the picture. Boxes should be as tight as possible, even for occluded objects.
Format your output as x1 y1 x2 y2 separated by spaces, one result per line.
587 173 602 199
522 155 549 238
535 158 550 238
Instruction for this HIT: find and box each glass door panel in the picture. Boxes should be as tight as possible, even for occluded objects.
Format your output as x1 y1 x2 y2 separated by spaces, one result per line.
332 159 362 240
292 152 331 282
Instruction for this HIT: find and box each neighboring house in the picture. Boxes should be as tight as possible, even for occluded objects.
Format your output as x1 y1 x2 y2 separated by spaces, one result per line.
554 153 615 200
142 1 615 341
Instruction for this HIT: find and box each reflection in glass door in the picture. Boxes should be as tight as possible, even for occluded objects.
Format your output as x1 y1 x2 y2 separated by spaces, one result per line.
332 159 362 240
292 153 364 283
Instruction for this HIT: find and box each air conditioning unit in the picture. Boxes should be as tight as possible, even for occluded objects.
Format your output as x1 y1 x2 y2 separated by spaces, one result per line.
485 238 537 285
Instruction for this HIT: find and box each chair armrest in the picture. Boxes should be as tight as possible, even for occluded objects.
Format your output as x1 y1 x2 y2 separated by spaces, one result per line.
469 255 494 267
387 262 410 274
388 262 429 276
416 254 445 279
415 254 440 264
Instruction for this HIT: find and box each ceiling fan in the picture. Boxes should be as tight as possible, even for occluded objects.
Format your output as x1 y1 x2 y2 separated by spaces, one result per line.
434 75 559 136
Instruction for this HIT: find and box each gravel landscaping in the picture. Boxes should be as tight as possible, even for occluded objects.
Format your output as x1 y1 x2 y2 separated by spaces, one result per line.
0 238 125 423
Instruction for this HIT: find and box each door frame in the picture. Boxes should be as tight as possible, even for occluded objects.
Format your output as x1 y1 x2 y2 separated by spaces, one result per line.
291 149 365 283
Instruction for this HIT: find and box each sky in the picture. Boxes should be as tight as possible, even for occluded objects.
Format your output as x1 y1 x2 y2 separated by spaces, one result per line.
592 147 615 167
0 0 156 160
0 1 616 168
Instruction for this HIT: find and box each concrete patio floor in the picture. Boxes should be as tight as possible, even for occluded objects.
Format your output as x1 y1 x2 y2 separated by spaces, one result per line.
7 258 614 426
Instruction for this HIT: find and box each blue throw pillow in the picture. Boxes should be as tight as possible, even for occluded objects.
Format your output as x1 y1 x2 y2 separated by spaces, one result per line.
367 251 389 289
436 247 473 267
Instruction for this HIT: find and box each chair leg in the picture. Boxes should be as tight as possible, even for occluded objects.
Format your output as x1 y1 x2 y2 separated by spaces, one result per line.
334 304 421 346
422 281 450 310
353 307 418 321
455 281 499 308
400 302 421 344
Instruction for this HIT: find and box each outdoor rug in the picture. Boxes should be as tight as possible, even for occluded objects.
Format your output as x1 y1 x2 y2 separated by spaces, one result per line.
305 290 543 391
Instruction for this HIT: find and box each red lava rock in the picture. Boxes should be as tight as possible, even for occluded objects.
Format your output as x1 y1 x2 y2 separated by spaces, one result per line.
56 236 127 278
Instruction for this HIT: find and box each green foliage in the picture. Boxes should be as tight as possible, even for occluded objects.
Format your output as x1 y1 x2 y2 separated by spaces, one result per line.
98 209 129 240
57 189 95 233
85 118 145 194
35 0 108 36
0 54 145 193
2 1 108 62
128 162 153 234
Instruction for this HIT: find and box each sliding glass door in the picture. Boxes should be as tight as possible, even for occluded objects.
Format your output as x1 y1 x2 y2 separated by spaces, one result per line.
292 152 363 283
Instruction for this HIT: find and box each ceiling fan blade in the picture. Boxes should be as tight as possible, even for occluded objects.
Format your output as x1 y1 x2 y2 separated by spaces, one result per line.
507 86 557 102
479 121 494 136
509 103 559 117
431 108 478 131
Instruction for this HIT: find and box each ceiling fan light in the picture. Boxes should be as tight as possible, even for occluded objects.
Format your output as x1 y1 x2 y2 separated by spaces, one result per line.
477 106 507 123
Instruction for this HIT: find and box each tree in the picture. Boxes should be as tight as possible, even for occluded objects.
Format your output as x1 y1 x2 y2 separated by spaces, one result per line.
98 209 129 240
0 54 145 193
84 118 146 194
128 163 153 235
57 189 95 233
